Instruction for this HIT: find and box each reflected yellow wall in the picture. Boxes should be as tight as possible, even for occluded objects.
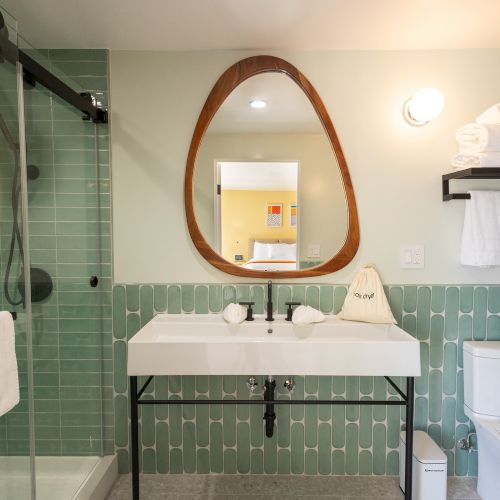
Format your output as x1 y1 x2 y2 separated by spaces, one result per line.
221 190 296 262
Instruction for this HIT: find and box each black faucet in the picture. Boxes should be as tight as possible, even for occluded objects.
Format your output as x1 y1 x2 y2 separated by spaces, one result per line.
266 280 274 321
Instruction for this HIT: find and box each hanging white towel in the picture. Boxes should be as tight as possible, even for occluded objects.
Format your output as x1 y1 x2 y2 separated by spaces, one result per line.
477 103 500 125
0 311 19 417
461 191 500 266
451 152 500 169
456 123 500 153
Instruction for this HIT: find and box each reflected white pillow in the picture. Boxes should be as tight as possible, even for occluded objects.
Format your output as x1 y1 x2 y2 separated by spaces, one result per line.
253 242 271 259
269 243 296 260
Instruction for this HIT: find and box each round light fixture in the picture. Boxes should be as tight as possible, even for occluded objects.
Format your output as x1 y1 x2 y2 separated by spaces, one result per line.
404 88 444 126
249 99 267 109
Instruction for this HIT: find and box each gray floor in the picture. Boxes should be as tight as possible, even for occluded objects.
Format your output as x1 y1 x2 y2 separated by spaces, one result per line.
106 475 480 499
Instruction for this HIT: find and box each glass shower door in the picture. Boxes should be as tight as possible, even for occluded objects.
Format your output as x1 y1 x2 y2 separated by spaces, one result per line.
0 7 34 500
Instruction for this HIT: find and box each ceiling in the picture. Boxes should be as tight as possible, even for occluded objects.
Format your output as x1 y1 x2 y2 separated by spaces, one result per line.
208 73 323 134
220 162 298 191
2 0 500 50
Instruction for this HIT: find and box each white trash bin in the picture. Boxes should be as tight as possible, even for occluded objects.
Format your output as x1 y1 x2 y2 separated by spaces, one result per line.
399 430 447 500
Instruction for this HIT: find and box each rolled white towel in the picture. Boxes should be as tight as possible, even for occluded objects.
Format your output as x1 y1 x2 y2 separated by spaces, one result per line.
456 123 500 153
291 305 325 325
451 152 500 169
477 103 500 124
222 303 246 324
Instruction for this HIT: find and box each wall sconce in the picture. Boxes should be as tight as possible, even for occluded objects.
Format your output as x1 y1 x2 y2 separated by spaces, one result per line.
404 88 444 126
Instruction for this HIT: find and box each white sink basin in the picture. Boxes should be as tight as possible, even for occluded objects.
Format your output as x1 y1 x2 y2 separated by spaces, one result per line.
127 314 420 377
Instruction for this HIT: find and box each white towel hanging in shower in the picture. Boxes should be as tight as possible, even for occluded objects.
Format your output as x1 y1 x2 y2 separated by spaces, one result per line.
0 311 19 417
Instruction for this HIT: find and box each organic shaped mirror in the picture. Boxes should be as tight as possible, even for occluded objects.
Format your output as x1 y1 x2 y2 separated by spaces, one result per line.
185 56 359 278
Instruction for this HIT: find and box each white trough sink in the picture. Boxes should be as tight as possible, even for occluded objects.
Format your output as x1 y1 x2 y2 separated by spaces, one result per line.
127 314 420 377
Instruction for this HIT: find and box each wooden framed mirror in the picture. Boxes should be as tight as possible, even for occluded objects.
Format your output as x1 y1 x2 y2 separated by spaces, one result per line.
185 55 359 278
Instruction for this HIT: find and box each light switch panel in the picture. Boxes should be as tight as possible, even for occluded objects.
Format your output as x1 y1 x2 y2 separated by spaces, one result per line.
400 245 424 269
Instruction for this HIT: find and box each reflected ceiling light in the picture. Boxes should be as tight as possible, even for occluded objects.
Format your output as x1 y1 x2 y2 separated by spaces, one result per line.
404 88 444 126
249 99 267 109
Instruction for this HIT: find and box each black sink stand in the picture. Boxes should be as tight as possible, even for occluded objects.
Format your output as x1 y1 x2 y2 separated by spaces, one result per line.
130 375 415 500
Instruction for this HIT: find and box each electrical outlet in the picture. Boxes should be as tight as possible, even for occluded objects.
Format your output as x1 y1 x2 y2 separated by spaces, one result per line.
307 244 321 259
400 245 425 269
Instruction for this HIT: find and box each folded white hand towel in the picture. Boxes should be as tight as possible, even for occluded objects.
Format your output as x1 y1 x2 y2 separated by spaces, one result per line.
292 305 325 325
456 123 500 153
0 312 19 417
477 103 500 125
451 152 500 169
461 191 500 266
222 303 247 324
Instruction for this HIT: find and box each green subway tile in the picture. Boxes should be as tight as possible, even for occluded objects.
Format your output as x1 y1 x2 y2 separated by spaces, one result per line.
332 449 345 475
277 402 291 448
209 285 222 312
181 284 194 313
359 450 372 475
156 422 169 473
456 371 468 423
414 396 428 430
403 286 417 313
169 401 182 448
196 376 209 394
291 422 304 474
460 286 474 313
431 286 445 313
444 287 459 340
126 312 140 340
223 403 236 447
182 376 195 421
169 448 183 474
443 342 457 396
346 378 359 422
359 402 372 449
277 285 291 314
194 285 209 313
117 449 129 474
318 377 332 421
222 285 236 308
416 287 431 340
153 285 167 312
305 376 318 395
126 285 139 312
373 423 386 475
114 395 128 448
429 314 444 368
183 421 196 473
140 285 154 326
402 314 416 338
473 287 487 340
458 314 473 367
264 433 277 474
389 286 403 325
442 397 456 450
300 448 316 475
277 449 291 474
386 398 400 449
210 422 223 473
223 376 237 395
488 286 500 313
455 424 469 476
305 403 318 448
250 403 264 448
373 377 387 422
236 284 251 303
209 376 222 421
318 423 332 475
319 285 333 313
141 396 155 448
197 448 210 474
167 285 181 314
250 448 263 474
332 376 345 396
306 285 319 309
236 422 250 473
236 377 250 421
155 377 168 421
429 370 443 423
196 401 209 447
292 285 306 306
250 285 264 314
345 423 358 475
113 340 127 394
487 315 500 341
386 450 399 475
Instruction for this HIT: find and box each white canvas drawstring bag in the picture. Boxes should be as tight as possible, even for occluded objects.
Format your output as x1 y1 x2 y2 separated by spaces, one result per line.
339 264 396 324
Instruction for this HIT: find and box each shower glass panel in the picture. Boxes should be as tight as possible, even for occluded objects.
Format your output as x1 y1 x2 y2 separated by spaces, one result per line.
0 8 34 500
20 37 110 499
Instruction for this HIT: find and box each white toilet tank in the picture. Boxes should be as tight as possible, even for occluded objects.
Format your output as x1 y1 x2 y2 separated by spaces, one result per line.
463 341 500 416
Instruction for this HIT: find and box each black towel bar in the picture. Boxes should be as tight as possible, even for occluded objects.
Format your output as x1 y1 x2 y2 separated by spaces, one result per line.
442 167 500 201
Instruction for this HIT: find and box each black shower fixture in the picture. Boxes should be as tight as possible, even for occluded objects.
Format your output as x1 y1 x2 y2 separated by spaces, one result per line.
18 267 53 303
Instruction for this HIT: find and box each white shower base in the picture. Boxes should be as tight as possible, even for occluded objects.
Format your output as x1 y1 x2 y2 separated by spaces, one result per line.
0 455 117 500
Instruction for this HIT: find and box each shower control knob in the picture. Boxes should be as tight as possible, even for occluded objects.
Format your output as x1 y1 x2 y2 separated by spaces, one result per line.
89 276 99 288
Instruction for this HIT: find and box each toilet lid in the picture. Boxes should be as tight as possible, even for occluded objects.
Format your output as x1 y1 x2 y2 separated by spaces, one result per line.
463 341 500 359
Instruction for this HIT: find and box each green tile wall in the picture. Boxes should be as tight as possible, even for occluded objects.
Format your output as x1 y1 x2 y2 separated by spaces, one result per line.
113 283 499 476
0 49 112 457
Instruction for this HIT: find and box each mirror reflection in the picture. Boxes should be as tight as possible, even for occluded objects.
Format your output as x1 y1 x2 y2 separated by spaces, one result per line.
194 72 348 271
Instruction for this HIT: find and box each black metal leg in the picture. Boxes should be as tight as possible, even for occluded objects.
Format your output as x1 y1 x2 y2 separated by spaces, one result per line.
404 377 415 500
130 376 140 500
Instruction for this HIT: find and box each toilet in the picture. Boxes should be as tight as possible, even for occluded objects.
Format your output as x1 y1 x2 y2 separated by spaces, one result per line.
463 341 500 500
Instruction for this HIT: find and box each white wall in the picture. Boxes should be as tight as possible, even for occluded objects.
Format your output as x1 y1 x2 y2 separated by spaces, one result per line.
110 49 500 284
